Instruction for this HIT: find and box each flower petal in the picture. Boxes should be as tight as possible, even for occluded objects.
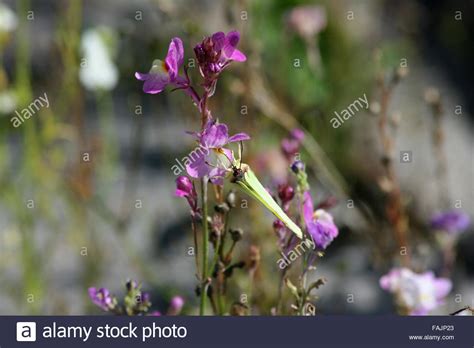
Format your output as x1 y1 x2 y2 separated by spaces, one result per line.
211 32 226 51
142 72 170 94
165 37 184 80
225 31 240 50
228 132 250 143
219 147 234 166
202 122 229 148
186 152 210 179
308 220 337 249
302 191 314 224
135 72 149 81
229 48 246 62
208 167 227 185
434 278 452 299
223 31 246 61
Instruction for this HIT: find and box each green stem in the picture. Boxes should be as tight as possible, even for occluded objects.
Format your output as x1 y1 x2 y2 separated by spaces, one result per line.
96 90 117 176
199 178 209 315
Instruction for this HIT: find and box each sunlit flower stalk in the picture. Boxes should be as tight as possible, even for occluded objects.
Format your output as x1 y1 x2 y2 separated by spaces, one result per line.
272 132 337 315
137 30 248 315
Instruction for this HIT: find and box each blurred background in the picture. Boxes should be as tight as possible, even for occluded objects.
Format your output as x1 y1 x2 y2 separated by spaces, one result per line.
0 0 472 315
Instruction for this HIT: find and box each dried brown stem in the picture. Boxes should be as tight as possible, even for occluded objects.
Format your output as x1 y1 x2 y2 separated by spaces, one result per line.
376 71 410 266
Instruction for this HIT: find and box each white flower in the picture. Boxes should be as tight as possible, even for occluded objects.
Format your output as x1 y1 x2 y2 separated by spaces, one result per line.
79 27 118 91
0 90 17 114
0 3 18 33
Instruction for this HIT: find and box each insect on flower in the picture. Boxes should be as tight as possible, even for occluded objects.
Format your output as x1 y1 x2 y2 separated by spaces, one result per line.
229 144 303 239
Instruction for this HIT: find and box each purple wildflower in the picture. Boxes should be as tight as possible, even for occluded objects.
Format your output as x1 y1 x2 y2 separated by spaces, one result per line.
281 128 305 161
135 37 186 94
380 268 452 315
194 31 246 79
88 287 116 312
430 210 470 234
303 191 338 249
186 120 250 185
167 296 185 315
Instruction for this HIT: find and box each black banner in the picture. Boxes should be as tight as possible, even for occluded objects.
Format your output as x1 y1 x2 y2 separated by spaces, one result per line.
1 316 472 347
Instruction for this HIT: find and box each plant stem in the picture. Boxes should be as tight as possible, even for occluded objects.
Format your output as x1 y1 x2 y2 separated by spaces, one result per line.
191 217 201 279
377 73 410 266
200 177 209 315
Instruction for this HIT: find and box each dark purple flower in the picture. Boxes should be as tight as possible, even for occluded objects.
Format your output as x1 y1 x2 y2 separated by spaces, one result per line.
278 184 295 207
430 210 470 234
303 191 338 249
380 268 452 315
135 37 185 94
291 160 305 174
148 311 162 316
281 128 305 161
194 31 246 79
88 287 116 312
167 296 185 315
186 120 250 185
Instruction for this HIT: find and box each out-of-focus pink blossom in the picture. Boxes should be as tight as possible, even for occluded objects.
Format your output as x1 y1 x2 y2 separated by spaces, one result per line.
380 268 452 315
287 5 327 39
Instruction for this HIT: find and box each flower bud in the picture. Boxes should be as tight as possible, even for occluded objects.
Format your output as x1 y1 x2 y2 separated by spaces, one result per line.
226 190 237 208
278 184 295 203
291 160 305 173
214 202 230 213
126 279 138 292
230 228 244 242
290 128 305 142
175 176 194 197
273 219 284 231
167 295 185 315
